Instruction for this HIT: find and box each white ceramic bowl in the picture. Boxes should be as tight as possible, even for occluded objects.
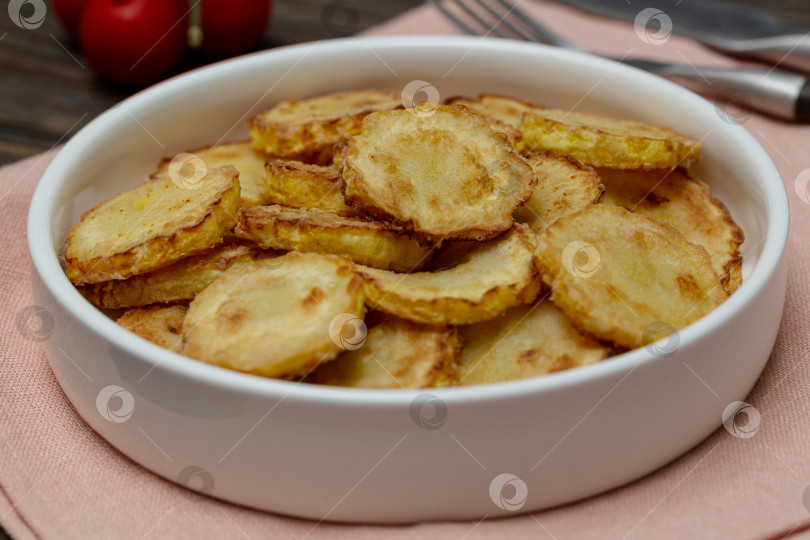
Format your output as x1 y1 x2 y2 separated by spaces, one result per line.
28 36 788 523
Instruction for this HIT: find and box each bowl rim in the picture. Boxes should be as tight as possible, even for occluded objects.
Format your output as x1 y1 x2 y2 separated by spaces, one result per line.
28 35 790 406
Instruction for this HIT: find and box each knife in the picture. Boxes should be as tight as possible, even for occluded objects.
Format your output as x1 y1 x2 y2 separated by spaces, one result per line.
550 0 810 74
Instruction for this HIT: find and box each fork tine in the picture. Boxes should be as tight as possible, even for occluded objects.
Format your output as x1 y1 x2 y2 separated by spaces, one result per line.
434 0 582 50
469 0 536 42
429 0 478 36
430 0 515 40
491 0 582 50
453 0 513 39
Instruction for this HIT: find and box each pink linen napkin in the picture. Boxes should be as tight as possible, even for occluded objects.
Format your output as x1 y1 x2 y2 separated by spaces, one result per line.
3 2 810 538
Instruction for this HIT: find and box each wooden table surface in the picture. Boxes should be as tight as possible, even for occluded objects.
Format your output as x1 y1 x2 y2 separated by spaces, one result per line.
1 0 809 538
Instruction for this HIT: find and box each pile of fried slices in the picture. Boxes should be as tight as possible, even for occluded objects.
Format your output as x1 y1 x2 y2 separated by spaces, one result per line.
64 90 743 388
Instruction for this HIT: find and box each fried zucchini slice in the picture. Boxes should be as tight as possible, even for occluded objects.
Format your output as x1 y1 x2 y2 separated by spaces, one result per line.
117 303 187 352
427 240 482 271
332 143 346 170
514 151 604 234
66 166 240 285
359 223 541 325
444 104 523 149
456 299 610 385
341 104 536 242
261 159 361 217
183 253 366 377
447 93 546 153
79 240 258 308
249 90 402 159
482 118 523 150
234 205 431 272
535 205 728 350
310 317 459 389
152 141 267 207
599 167 744 294
447 93 545 127
520 109 700 169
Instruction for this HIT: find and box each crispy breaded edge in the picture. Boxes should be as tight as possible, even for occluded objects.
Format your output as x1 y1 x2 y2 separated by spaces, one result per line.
235 205 431 272
266 158 338 178
445 97 527 148
310 319 460 388
525 150 606 203
249 95 404 157
429 326 461 387
182 254 368 378
340 125 536 243
148 140 263 178
520 111 700 169
445 93 549 123
79 243 257 308
360 267 541 326
660 173 745 295
117 303 188 352
706 189 745 293
535 206 728 349
262 159 363 216
357 226 542 325
661 168 744 293
65 173 240 285
600 166 744 293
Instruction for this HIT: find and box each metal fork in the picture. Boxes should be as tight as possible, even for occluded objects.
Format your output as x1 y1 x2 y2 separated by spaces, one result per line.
431 0 810 122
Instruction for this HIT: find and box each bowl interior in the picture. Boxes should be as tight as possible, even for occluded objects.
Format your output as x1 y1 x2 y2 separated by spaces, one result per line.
35 37 783 395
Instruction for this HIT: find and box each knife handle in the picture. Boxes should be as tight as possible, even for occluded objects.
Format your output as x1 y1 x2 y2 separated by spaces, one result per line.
710 35 810 75
657 66 809 122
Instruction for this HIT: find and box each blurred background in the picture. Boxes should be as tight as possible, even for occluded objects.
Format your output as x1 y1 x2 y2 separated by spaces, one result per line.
0 0 421 165
2 0 810 166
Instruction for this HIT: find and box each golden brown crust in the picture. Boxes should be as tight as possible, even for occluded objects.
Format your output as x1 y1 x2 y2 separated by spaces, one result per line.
261 159 363 217
249 90 403 159
358 223 541 325
426 240 483 272
535 205 728 349
446 93 547 127
340 104 537 242
309 316 459 389
63 88 740 388
484 118 524 150
446 93 548 153
117 303 188 352
234 205 431 272
456 298 610 385
599 167 744 294
520 109 700 169
65 166 240 285
182 253 367 378
514 151 605 234
151 140 269 207
79 240 259 308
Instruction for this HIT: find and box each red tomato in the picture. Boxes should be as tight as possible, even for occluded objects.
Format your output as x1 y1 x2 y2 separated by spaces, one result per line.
79 0 186 87
52 0 93 38
197 0 271 58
